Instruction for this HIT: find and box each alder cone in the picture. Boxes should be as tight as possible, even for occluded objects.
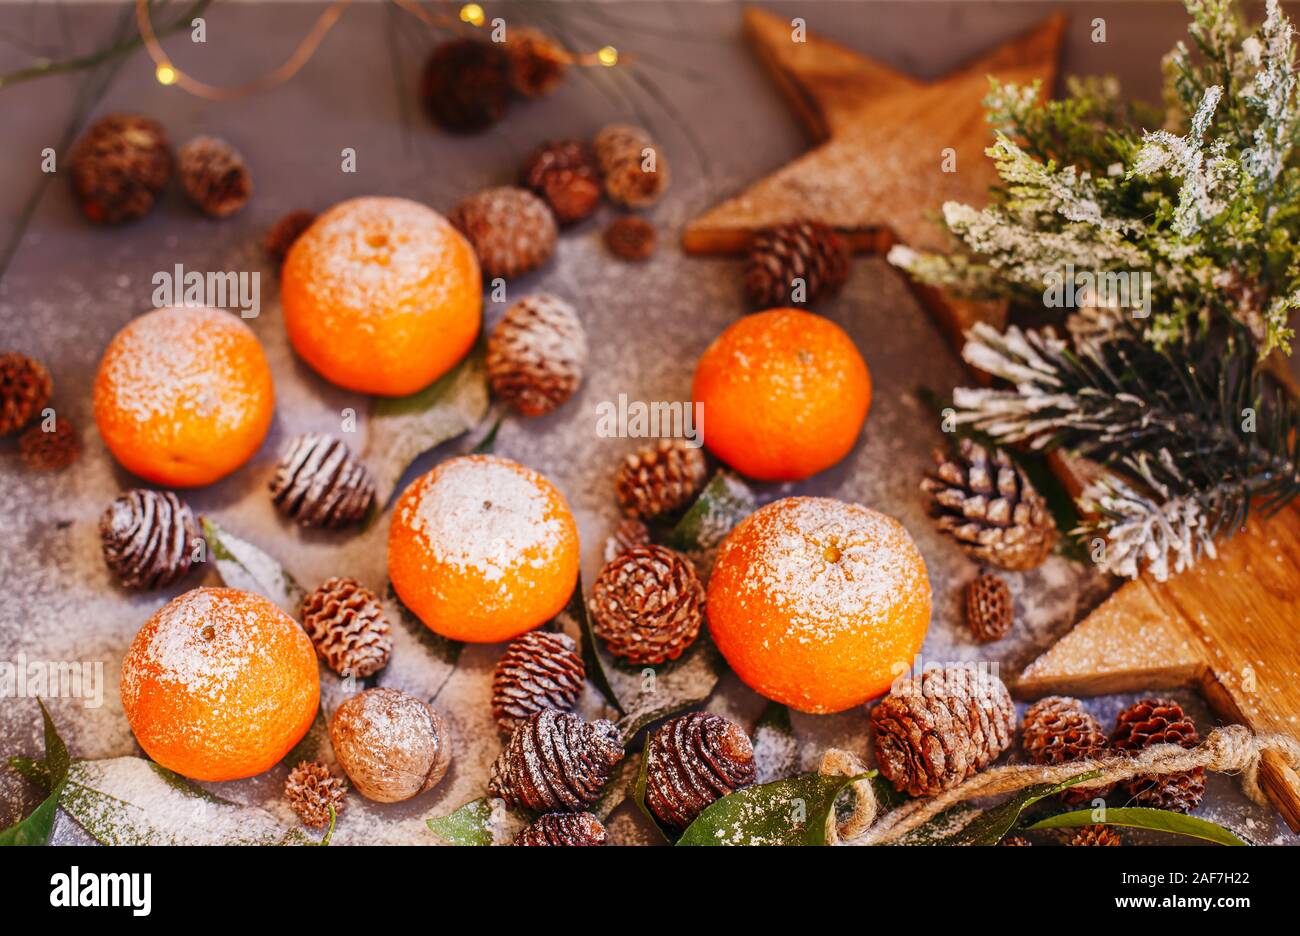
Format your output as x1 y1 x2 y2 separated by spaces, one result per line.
487 293 587 417
19 418 80 470
269 433 375 528
589 544 704 665
1021 696 1112 805
605 216 656 261
644 712 756 828
285 760 346 829
69 114 171 224
514 812 607 846
99 488 202 590
299 577 392 679
871 664 1015 797
491 630 586 734
177 136 252 218
420 39 511 133
744 220 848 308
0 352 53 436
1111 698 1205 813
488 710 623 812
615 439 708 519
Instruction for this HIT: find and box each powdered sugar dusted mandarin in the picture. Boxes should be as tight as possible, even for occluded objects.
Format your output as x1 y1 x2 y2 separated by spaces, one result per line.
388 455 579 642
707 497 930 713
280 196 481 396
120 587 319 781
93 305 274 487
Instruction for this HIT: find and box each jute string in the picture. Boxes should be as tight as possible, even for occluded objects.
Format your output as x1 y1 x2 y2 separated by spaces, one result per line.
838 725 1300 846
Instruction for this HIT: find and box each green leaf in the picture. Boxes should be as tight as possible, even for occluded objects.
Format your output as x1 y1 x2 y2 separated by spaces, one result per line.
676 771 877 846
201 517 306 616
613 635 727 742
427 797 508 846
471 413 505 454
318 806 336 846
631 745 673 843
664 470 756 552
1027 807 1248 846
366 344 490 507
898 772 1099 846
569 573 624 715
752 702 799 784
0 700 70 846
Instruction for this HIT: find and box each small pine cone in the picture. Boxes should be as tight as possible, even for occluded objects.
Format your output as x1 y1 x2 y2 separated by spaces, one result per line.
69 114 171 224
589 545 704 665
1021 696 1112 805
1001 836 1033 846
1111 698 1205 813
492 630 586 734
269 433 376 528
450 186 557 279
521 140 600 224
488 710 624 812
1069 824 1123 846
0 352 53 436
594 124 668 208
542 170 601 225
420 38 511 133
966 572 1013 642
300 577 392 679
285 760 347 829
177 136 252 218
19 417 79 470
871 664 1015 797
486 294 587 417
514 812 607 846
644 712 756 828
604 518 650 562
265 210 316 266
921 438 1058 571
505 28 569 98
605 216 656 261
744 220 849 308
616 439 708 519
99 489 201 590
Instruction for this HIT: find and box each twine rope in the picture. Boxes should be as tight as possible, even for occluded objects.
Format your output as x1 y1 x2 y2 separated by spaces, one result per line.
844 725 1300 846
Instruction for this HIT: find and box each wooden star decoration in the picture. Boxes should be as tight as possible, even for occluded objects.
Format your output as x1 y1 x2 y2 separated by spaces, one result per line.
683 7 1067 348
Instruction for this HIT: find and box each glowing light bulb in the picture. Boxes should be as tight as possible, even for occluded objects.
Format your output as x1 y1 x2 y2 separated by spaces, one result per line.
459 3 485 26
597 46 618 67
155 63 177 86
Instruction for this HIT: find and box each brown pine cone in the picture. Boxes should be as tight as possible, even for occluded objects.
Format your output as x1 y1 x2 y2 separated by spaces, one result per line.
543 170 601 225
450 186 557 279
285 760 347 829
514 812 607 846
871 664 1015 797
589 545 704 665
744 220 849 308
604 518 651 562
921 438 1058 571
265 210 316 266
0 352 53 436
644 712 756 828
269 433 375 528
615 439 708 519
420 38 511 133
966 572 1013 642
300 577 392 679
488 710 624 812
100 489 202 590
492 630 586 734
521 140 600 224
18 417 79 470
1069 824 1123 846
486 294 587 417
594 124 668 208
1021 696 1112 805
605 216 656 261
1111 698 1205 813
1001 836 1033 846
505 28 569 99
177 136 252 218
69 114 171 224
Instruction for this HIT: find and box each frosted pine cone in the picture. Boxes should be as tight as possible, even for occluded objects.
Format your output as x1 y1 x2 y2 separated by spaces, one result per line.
69 114 171 224
285 760 346 829
450 186 557 279
594 124 668 208
1111 698 1205 813
871 664 1015 797
491 630 586 734
744 220 849 308
615 439 708 519
589 545 704 665
505 28 569 98
269 433 375 528
0 352 53 436
921 438 1058 571
300 577 392 678
489 710 624 812
604 518 650 562
487 294 587 417
644 712 756 828
1070 825 1122 846
177 136 252 218
521 140 600 224
100 489 202 590
18 418 79 470
1021 696 1111 805
514 812 607 846
966 572 1013 642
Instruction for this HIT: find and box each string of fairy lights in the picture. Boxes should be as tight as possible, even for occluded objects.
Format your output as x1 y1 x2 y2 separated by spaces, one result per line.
138 0 623 101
